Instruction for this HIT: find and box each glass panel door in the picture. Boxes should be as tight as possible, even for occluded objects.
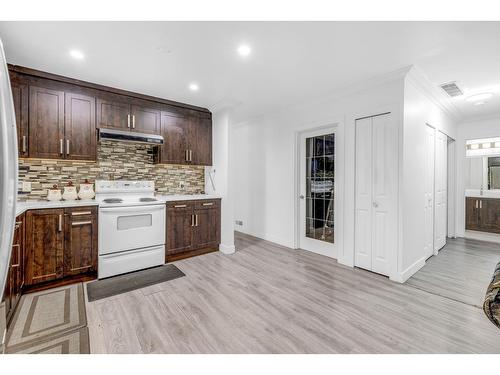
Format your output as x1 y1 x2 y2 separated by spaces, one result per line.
305 133 335 243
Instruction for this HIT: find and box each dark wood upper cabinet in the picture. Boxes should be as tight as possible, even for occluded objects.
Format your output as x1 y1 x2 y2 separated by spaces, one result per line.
160 111 190 164
190 115 212 166
63 207 98 276
11 80 29 157
131 104 161 134
166 202 194 256
25 209 64 286
65 92 96 160
29 86 65 159
97 98 131 131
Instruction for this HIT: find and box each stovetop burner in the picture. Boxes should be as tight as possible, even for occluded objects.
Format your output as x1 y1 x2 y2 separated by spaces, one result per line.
139 197 158 202
103 198 123 204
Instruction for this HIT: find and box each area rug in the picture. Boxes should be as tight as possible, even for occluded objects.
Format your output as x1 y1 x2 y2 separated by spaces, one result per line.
6 283 87 349
5 327 90 354
86 264 185 302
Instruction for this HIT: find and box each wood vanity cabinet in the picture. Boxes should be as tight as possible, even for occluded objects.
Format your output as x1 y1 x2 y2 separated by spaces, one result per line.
3 213 25 326
166 199 221 261
465 197 500 234
25 207 97 287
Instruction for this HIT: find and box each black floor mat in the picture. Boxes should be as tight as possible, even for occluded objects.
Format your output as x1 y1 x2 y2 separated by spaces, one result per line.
86 265 185 302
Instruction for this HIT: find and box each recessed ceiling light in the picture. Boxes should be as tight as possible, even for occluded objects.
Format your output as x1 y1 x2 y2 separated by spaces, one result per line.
189 83 199 92
466 93 493 102
69 49 85 60
237 44 251 57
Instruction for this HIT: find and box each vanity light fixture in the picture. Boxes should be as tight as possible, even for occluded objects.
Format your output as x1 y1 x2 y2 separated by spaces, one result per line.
466 137 500 157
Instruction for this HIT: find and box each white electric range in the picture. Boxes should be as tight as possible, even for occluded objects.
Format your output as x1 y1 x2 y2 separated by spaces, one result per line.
95 180 166 279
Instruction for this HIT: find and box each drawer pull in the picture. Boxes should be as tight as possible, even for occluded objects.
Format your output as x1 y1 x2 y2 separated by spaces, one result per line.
191 214 195 227
72 211 92 216
174 204 187 208
58 214 62 232
202 202 214 206
195 214 198 227
72 220 92 226
22 136 27 153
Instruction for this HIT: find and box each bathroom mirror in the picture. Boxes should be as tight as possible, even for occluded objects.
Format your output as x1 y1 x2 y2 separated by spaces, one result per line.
465 153 500 191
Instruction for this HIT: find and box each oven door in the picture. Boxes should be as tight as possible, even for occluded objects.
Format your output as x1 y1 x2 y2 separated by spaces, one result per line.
99 204 165 255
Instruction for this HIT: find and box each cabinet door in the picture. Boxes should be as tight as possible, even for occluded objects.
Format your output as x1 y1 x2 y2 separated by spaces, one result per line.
131 104 161 134
465 197 480 231
479 199 500 234
97 98 131 130
192 201 220 249
160 111 190 164
29 86 65 159
65 92 96 160
63 207 98 276
189 115 212 166
166 202 194 256
25 209 64 286
11 81 29 157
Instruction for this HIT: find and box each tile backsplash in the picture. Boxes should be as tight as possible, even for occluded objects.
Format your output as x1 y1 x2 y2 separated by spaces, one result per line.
18 140 205 200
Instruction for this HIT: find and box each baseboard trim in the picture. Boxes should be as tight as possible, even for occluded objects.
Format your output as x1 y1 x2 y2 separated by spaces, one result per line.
391 257 426 283
219 243 236 254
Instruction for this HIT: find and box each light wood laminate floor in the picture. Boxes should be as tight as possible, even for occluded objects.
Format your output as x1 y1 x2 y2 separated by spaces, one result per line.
407 238 500 307
85 232 500 353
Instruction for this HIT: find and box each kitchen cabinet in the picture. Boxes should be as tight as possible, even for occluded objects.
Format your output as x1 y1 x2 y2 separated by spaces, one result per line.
158 110 213 166
63 207 98 276
10 79 29 157
3 214 25 326
65 92 96 160
166 199 221 261
25 206 97 287
28 86 65 159
131 104 161 134
465 197 500 234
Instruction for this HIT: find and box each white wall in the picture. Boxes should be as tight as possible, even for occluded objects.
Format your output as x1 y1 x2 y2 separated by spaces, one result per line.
399 68 458 281
455 116 500 237
232 68 407 275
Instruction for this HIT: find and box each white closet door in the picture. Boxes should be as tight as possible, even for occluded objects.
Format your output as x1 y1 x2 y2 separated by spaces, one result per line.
354 117 373 270
371 114 398 275
423 125 435 258
434 130 448 251
355 113 397 276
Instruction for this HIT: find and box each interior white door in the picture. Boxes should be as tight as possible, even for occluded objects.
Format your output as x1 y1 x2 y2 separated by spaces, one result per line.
434 130 448 251
299 128 337 258
423 125 435 259
354 113 397 276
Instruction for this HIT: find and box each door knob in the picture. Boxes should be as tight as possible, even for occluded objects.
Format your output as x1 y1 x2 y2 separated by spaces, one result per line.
372 202 379 208
299 195 305 199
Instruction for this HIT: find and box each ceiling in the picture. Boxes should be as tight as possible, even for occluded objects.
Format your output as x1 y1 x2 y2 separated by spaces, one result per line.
1 21 499 123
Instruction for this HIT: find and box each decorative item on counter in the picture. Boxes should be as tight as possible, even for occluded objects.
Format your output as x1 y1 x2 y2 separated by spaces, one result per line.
78 179 96 200
62 181 78 201
47 185 62 201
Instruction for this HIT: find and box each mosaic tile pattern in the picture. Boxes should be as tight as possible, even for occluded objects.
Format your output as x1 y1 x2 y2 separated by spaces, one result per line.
18 141 205 200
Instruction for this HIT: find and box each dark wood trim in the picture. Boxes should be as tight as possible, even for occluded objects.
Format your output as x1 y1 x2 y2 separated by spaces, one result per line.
8 64 211 114
166 246 218 262
22 272 97 294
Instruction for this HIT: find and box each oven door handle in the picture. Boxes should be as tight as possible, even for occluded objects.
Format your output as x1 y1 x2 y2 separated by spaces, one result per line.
99 204 165 213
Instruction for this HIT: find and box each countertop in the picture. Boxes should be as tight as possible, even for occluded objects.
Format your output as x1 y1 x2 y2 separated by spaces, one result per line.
15 194 221 216
465 189 500 199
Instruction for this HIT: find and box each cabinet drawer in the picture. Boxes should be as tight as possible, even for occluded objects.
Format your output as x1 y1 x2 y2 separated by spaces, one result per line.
64 206 97 217
167 201 194 211
194 199 220 210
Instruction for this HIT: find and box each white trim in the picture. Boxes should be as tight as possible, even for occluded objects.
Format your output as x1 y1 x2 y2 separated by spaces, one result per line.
219 243 236 254
390 256 426 283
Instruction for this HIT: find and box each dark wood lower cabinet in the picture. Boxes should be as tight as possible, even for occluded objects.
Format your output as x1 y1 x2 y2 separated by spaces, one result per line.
3 213 25 326
166 199 221 261
25 206 97 289
465 197 500 234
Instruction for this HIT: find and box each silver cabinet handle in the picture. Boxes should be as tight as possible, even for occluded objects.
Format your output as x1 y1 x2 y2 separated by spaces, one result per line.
191 214 195 227
60 139 63 155
476 200 479 209
22 136 27 153
189 150 193 162
132 115 136 129
71 211 92 216
202 202 213 206
72 220 92 226
127 114 131 128
66 139 70 155
195 214 198 227
480 200 482 209
299 195 305 199
58 214 62 232
185 149 189 161
174 204 187 208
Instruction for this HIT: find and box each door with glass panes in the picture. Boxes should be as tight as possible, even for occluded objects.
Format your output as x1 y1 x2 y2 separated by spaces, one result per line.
299 128 337 258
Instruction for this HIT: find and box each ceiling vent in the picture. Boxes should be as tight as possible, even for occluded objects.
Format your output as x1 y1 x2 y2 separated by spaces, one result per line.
440 82 463 97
